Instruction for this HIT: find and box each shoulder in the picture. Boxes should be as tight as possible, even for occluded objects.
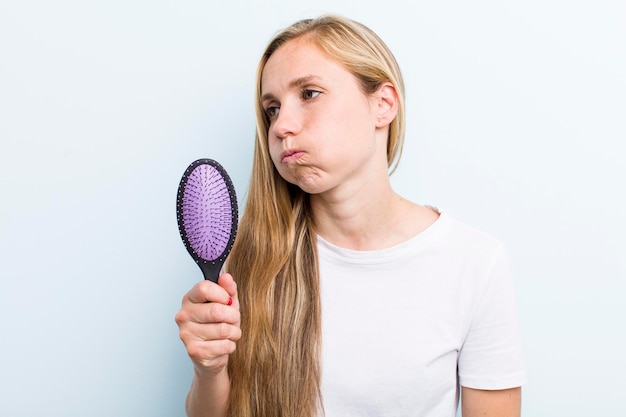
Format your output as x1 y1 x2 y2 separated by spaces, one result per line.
431 209 507 257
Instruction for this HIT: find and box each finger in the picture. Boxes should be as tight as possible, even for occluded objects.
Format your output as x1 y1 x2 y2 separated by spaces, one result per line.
185 279 230 304
185 338 238 367
175 301 240 329
181 321 242 343
217 273 238 306
187 300 240 325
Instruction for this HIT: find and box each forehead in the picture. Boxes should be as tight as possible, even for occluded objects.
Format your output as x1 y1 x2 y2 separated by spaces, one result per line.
261 38 347 92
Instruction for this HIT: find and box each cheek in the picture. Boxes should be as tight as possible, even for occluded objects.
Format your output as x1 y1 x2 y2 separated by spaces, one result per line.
268 137 285 171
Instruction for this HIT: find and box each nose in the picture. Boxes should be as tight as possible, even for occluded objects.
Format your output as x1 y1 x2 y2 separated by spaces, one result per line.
270 104 301 139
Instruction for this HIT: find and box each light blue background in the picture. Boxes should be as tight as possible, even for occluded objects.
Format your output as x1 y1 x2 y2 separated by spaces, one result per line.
1 1 624 416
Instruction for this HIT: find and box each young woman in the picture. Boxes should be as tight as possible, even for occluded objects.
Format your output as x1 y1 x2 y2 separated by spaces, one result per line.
175 15 526 417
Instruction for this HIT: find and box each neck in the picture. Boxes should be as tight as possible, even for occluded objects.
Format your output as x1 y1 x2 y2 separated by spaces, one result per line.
309 177 437 251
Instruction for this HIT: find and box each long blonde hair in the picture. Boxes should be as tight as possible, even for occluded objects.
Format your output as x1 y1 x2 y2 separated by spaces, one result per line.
226 15 406 417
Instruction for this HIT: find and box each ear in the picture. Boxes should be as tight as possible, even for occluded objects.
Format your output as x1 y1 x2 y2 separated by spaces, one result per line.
373 82 399 128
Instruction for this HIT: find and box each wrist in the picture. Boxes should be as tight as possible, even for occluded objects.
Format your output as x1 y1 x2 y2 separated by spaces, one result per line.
193 360 229 381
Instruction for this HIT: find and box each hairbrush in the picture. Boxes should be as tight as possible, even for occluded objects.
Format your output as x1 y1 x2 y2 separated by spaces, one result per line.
176 158 238 283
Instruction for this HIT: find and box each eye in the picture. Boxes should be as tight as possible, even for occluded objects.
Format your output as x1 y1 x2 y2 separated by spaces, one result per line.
265 105 280 120
301 89 321 101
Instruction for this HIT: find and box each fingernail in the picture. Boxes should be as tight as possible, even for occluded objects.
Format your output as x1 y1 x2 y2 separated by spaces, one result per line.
227 297 233 306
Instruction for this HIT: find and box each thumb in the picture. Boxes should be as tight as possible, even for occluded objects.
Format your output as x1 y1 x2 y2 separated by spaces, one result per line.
217 273 238 305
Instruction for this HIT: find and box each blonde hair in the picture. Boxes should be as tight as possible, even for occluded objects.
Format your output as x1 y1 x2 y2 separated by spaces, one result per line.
226 15 406 417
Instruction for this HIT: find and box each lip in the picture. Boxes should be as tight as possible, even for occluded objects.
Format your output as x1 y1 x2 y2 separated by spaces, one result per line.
281 149 305 164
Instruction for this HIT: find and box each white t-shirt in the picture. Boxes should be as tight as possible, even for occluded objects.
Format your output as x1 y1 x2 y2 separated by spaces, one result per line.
318 211 527 417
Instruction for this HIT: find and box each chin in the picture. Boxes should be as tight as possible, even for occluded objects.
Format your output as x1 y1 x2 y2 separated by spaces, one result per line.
296 180 329 195
281 176 320 195
280 167 325 194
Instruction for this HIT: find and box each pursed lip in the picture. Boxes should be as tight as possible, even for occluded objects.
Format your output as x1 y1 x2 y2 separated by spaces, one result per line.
281 149 305 164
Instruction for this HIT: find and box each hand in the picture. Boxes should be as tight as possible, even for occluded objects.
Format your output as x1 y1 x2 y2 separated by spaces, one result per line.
175 273 241 378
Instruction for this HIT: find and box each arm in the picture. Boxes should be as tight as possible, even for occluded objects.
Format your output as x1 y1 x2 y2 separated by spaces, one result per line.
186 367 231 417
461 387 521 417
175 273 241 417
459 246 526 416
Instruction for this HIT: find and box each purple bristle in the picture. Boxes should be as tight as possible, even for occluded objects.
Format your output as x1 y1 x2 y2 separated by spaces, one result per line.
181 164 233 261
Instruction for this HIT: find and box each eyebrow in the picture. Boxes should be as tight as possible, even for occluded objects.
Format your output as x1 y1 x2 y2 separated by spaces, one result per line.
261 75 321 102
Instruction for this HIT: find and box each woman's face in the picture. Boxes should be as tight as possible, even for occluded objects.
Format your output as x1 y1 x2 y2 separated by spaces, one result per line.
260 38 387 196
